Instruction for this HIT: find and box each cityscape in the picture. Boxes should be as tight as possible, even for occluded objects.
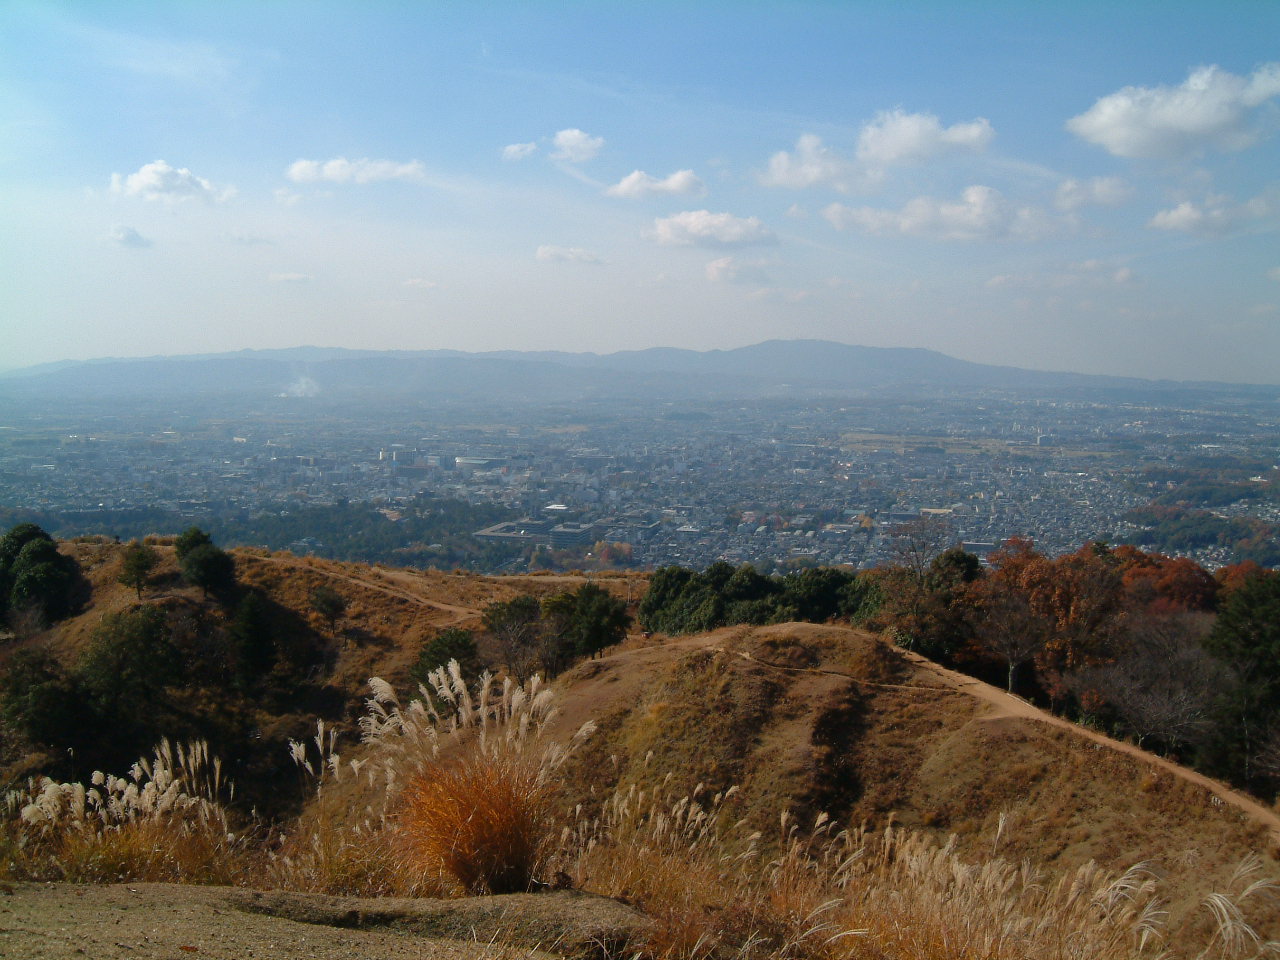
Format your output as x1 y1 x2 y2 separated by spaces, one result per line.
3 378 1276 572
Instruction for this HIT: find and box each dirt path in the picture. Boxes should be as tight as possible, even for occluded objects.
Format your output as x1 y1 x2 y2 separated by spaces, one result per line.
245 555 480 625
709 628 1280 844
894 648 1280 844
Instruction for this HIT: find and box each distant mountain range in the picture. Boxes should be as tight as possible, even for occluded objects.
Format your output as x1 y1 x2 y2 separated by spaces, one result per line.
0 341 1273 403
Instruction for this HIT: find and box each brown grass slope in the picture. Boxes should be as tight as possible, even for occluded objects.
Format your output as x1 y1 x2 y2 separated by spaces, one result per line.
547 621 1280 938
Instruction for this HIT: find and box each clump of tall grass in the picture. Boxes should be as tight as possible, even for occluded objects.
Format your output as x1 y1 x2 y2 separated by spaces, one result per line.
0 739 248 884
269 661 594 896
565 777 1280 960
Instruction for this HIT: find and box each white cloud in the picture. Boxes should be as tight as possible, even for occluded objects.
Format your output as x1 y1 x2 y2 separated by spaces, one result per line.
1055 176 1133 211
652 210 776 247
535 245 603 264
110 160 232 203
108 225 151 248
1148 191 1276 234
286 157 426 184
402 278 438 288
1267 266 1280 282
824 186 1050 241
1067 63 1280 158
761 134 854 189
269 272 312 283
985 260 1136 290
606 169 705 198
705 256 770 284
855 109 994 166
502 142 537 161
761 112 992 192
551 128 603 163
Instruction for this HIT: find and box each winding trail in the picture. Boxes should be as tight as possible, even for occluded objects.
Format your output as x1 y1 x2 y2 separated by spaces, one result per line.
241 555 480 625
723 633 1280 844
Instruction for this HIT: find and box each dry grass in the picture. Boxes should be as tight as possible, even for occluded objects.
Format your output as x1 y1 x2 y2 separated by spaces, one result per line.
268 661 594 897
565 776 1280 960
0 739 249 884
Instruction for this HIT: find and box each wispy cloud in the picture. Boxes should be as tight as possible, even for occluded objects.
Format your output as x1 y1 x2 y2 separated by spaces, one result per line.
502 142 537 161
606 169 705 198
287 157 426 184
1055 176 1132 211
762 111 993 192
536 245 603 263
824 186 1053 241
652 210 776 247
1148 190 1277 234
108 225 151 248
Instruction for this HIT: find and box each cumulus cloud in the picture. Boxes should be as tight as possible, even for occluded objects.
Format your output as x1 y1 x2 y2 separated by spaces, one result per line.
1148 191 1276 234
761 134 855 190
705 256 770 284
110 160 232 203
1067 64 1280 158
536 245 603 263
606 169 705 198
502 141 537 161
551 128 603 163
823 186 1051 241
1055 176 1133 211
855 109 994 166
652 210 777 247
108 225 151 248
287 157 425 184
761 112 992 192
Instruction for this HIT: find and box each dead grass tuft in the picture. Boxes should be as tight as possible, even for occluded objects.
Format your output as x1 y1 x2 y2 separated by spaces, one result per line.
269 660 594 897
1 739 250 884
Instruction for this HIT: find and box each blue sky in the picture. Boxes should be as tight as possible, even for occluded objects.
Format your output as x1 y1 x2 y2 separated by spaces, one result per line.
2 1 1278 382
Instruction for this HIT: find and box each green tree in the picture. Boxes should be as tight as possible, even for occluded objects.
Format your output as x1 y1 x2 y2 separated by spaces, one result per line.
309 585 347 633
78 605 182 751
8 536 78 625
174 526 213 561
0 649 84 749
228 589 277 691
118 540 159 600
409 627 481 689
0 522 53 569
540 583 631 675
180 543 236 598
1202 571 1280 786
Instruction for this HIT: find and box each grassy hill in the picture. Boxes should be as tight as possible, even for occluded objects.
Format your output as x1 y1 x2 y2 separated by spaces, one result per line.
2 540 1279 956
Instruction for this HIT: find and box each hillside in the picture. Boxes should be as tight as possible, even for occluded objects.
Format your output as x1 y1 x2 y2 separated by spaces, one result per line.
3 541 1280 952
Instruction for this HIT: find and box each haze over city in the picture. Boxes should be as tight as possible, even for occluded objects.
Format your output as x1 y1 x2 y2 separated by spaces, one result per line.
2 1 1278 383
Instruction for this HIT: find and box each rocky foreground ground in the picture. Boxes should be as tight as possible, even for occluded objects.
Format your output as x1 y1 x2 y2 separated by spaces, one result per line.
0 883 652 960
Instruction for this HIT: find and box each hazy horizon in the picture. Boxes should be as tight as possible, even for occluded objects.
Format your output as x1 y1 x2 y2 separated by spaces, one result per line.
2 2 1278 383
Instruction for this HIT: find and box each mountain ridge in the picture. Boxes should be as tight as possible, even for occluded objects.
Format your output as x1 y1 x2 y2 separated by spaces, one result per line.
2 341 1273 401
